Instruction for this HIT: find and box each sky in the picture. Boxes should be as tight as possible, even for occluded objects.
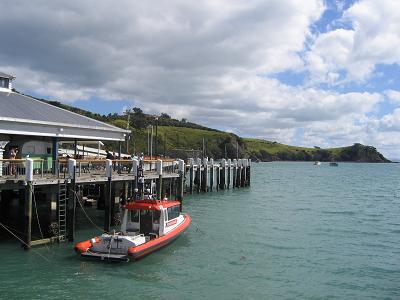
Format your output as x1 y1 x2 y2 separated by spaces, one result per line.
0 0 400 158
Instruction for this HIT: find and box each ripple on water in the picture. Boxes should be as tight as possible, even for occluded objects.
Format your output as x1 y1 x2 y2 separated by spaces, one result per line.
1 162 400 299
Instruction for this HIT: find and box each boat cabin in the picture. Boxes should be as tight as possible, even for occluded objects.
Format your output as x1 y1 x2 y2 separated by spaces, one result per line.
121 200 183 238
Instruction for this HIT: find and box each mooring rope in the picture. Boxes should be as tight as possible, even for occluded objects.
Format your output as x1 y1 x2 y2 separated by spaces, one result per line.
30 185 45 240
73 190 106 233
30 185 55 253
0 221 51 262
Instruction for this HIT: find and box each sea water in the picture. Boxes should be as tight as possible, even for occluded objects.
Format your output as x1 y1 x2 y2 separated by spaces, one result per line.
0 162 399 299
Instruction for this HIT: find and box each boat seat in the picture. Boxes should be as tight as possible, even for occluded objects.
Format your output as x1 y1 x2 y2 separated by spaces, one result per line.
126 230 140 236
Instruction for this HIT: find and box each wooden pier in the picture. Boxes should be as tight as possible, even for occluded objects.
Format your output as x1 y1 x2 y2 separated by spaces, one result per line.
0 157 251 249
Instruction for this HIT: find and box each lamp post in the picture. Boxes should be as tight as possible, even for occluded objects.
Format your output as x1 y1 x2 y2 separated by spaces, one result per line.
125 109 131 154
155 117 158 158
147 125 153 159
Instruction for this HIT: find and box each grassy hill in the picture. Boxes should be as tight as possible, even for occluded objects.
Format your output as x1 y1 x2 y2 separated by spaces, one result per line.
38 97 390 162
244 139 390 162
124 125 390 162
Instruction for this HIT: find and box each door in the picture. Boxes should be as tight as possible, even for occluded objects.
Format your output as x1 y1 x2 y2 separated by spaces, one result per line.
140 210 153 234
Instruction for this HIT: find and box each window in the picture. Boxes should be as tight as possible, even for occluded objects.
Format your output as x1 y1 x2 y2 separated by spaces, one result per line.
0 78 9 88
167 205 180 220
153 210 160 224
130 210 139 222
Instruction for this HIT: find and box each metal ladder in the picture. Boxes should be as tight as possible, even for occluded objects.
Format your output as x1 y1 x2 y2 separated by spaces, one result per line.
58 181 68 242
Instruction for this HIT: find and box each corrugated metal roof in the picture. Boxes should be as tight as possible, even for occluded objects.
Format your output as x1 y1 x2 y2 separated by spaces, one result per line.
0 91 129 141
0 72 14 79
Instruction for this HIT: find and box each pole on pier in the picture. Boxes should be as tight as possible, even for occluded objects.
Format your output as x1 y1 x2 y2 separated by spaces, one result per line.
67 159 76 242
241 159 245 187
243 159 249 187
52 137 59 175
118 141 122 159
196 158 202 193
189 159 194 194
219 159 226 190
156 159 163 199
177 160 185 211
227 159 231 189
209 159 214 192
132 159 139 197
247 159 251 186
104 159 113 232
74 139 77 158
201 158 208 192
22 159 34 249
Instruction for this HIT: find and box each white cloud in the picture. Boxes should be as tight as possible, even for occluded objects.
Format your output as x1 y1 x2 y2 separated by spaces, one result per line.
305 0 400 84
385 89 400 103
0 0 399 158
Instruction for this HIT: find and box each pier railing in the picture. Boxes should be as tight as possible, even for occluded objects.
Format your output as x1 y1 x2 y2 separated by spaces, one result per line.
0 158 53 180
61 158 180 179
0 157 248 184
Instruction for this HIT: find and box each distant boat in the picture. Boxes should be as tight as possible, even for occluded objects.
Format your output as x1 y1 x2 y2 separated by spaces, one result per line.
313 161 321 166
329 162 338 167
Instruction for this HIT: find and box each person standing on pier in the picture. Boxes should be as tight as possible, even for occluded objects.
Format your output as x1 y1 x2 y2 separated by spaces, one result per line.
106 150 113 160
9 147 18 175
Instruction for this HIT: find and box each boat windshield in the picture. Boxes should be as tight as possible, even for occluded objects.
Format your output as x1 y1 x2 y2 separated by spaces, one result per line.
130 210 139 222
153 210 160 224
167 205 180 220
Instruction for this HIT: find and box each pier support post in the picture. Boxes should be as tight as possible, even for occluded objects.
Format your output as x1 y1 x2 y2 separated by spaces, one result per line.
247 159 251 186
22 159 34 248
177 160 185 211
23 182 33 249
232 159 236 188
67 159 76 242
241 159 246 187
209 159 214 192
235 159 240 188
189 159 194 194
227 159 231 189
104 159 112 232
216 166 219 191
219 159 226 190
201 158 208 192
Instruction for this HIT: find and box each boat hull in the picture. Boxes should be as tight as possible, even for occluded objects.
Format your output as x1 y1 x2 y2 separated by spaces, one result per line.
75 214 191 262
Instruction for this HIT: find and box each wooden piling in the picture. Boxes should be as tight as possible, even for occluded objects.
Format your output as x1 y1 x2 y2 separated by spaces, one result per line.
219 159 226 190
209 161 214 192
23 182 33 249
177 160 185 211
67 159 76 242
227 159 231 189
189 165 194 194
247 159 251 186
201 158 208 192
232 160 237 188
104 159 112 232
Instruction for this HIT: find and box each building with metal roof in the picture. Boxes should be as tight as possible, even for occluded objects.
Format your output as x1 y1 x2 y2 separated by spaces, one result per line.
0 71 129 170
0 73 128 142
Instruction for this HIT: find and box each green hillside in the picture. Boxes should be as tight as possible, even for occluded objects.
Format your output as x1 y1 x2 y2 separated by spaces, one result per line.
244 139 390 162
126 126 390 162
39 97 390 162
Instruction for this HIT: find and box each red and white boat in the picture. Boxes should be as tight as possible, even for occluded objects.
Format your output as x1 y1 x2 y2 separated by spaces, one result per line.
75 199 191 262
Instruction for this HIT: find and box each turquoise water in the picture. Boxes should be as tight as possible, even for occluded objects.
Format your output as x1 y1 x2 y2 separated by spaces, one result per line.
1 162 400 299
